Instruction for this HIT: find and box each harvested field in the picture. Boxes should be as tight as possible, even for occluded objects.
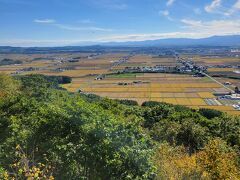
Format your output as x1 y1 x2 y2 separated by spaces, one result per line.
208 68 235 72
1 53 239 115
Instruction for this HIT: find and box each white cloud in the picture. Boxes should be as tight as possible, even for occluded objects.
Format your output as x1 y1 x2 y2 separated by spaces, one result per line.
0 39 91 47
95 19 240 42
205 0 221 13
159 10 174 21
4 17 240 46
181 18 240 36
97 32 201 42
204 0 235 16
181 19 202 27
233 0 240 9
166 0 175 7
223 0 240 16
97 19 240 42
160 10 169 16
2 23 240 46
34 19 56 24
34 19 112 32
54 24 113 32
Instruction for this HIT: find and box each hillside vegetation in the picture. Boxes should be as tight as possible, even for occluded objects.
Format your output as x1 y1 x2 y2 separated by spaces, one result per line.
0 74 239 180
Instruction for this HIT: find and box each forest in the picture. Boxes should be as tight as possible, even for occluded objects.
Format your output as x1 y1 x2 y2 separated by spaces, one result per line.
0 73 239 180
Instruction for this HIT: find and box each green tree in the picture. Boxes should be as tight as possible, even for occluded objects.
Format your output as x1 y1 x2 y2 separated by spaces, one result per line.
143 105 174 129
199 108 223 119
0 73 19 98
0 82 155 179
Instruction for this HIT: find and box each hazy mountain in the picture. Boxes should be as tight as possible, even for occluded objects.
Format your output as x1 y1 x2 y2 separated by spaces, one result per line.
100 35 240 47
1 35 240 53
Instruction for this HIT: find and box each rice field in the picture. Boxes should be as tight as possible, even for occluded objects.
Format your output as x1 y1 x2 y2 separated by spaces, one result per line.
1 53 239 115
208 68 235 72
46 69 109 77
63 73 225 108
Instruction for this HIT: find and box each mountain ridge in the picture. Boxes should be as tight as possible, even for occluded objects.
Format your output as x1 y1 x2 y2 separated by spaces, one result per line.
99 35 240 47
1 35 240 49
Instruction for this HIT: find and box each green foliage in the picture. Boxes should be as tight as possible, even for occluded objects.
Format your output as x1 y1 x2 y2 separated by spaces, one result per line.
143 104 175 129
177 120 209 153
58 76 72 84
142 101 239 153
0 77 155 179
0 167 8 180
216 115 240 147
142 101 169 108
14 74 72 100
117 99 138 106
0 58 22 66
199 108 223 119
0 73 20 99
235 86 239 93
16 74 72 89
142 101 193 113
0 74 240 179
79 93 102 103
151 119 209 153
107 73 141 78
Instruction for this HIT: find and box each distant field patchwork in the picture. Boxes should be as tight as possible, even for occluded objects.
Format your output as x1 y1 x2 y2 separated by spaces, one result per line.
1 54 239 115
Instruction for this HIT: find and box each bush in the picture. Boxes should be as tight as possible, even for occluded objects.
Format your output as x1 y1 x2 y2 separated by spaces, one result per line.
199 108 223 119
142 101 169 107
117 99 138 106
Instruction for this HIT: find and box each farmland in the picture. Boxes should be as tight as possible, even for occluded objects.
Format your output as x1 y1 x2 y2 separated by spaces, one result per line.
0 52 239 115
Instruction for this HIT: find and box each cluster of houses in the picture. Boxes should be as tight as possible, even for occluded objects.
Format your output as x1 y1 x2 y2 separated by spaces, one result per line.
122 58 207 74
87 53 101 60
123 65 175 73
217 87 240 111
54 54 100 63
110 56 131 69
233 103 240 110
11 67 40 75
95 56 131 80
53 67 74 72
95 74 105 80
230 93 240 111
177 59 207 73
207 64 240 69
230 49 240 57
117 80 148 86
54 59 79 64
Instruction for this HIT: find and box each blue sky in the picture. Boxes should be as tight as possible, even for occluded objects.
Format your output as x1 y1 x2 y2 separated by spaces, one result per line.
0 0 240 46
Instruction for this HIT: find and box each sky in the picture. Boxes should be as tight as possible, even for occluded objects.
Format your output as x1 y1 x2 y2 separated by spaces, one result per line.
0 0 240 46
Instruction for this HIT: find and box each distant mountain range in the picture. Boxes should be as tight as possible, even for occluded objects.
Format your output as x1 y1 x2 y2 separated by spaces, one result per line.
0 35 240 53
100 35 240 47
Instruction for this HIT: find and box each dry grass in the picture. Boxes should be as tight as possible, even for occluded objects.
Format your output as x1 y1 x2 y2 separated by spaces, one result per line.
198 92 215 98
36 69 108 77
208 68 235 72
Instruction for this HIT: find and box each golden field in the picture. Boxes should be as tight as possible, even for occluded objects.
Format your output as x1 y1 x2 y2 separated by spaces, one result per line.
1 53 239 115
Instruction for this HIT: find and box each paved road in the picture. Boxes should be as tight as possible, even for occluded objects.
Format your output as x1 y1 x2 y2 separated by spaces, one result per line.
200 72 235 93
